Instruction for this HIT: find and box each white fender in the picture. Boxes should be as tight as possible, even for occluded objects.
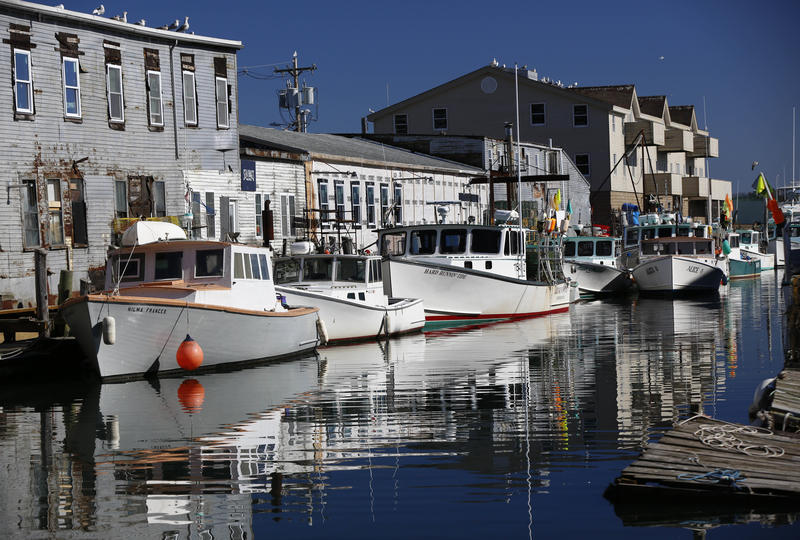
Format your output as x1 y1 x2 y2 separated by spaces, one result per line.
316 316 329 346
102 316 116 345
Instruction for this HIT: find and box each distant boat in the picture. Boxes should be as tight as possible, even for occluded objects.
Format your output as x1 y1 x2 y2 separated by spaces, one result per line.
561 235 633 295
736 229 774 271
61 222 320 380
726 232 761 280
273 252 425 342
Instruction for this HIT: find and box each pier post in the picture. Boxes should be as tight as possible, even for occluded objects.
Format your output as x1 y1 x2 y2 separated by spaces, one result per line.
54 270 73 336
34 248 50 338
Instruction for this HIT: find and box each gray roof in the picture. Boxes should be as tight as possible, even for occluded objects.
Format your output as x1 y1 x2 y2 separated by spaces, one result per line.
239 125 484 174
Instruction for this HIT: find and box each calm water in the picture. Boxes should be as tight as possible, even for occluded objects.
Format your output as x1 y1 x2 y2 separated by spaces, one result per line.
1 273 797 539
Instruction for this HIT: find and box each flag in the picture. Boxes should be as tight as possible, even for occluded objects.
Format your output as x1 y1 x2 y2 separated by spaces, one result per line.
566 199 573 215
553 189 561 209
752 173 773 199
725 193 733 214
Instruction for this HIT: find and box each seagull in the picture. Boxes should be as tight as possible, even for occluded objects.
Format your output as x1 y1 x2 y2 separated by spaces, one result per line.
752 161 759 171
91 4 104 15
112 11 127 23
134 19 146 26
658 55 665 60
55 4 64 8
176 16 189 32
167 19 180 30
156 23 169 30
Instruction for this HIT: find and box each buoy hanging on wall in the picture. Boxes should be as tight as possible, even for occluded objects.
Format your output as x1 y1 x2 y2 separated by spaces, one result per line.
176 334 203 370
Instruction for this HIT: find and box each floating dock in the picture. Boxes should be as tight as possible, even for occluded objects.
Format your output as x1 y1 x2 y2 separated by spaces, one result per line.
605 416 800 504
768 369 800 432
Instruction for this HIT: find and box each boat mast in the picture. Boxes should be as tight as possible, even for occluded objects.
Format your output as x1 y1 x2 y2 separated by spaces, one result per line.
514 64 524 277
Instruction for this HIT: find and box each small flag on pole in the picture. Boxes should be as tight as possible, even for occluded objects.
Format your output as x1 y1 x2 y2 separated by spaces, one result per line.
553 189 561 209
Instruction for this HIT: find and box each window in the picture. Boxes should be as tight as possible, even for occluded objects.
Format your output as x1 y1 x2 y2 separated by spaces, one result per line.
153 181 166 217
215 76 229 128
280 194 296 236
114 254 145 282
274 259 300 284
575 154 590 176
147 71 163 126
62 57 81 118
410 230 437 254
369 259 382 282
432 108 447 130
440 229 467 254
577 241 594 257
249 253 261 279
155 252 183 280
114 180 127 218
573 104 588 127
318 179 329 230
596 241 613 256
504 230 521 255
625 229 638 247
205 193 216 238
351 182 361 226
196 249 224 277
255 194 263 237
563 241 576 257
233 252 244 279
13 49 33 113
303 258 333 281
471 229 502 254
334 181 345 221
107 64 124 122
21 179 40 248
379 183 390 225
380 231 406 256
658 227 673 238
366 182 376 226
394 183 403 224
69 178 88 246
339 259 366 282
258 254 269 280
182 70 197 126
394 114 408 134
46 179 64 246
530 103 545 126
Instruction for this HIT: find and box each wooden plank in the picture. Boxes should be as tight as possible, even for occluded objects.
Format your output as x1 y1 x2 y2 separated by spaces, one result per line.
621 465 800 493
631 451 800 480
630 455 800 484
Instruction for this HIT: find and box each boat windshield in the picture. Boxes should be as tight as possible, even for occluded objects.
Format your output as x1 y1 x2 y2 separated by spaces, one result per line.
740 232 752 244
440 229 467 254
658 227 673 238
696 241 712 254
563 241 576 257
338 258 366 282
471 229 502 254
155 251 182 280
728 236 740 248
625 229 638 247
274 259 301 284
196 249 224 278
596 240 613 256
303 258 334 281
678 225 691 236
577 241 594 256
410 230 437 255
790 226 800 239
380 231 406 256
642 228 656 240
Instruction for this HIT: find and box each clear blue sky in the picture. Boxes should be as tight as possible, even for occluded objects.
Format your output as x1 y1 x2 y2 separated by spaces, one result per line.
65 0 800 193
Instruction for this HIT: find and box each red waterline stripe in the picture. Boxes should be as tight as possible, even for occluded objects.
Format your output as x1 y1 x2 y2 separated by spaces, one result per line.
425 306 569 322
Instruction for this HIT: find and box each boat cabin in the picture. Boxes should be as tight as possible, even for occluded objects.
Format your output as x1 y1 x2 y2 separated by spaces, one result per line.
378 225 527 279
640 237 715 257
736 229 763 251
562 236 621 266
273 254 386 303
623 223 710 250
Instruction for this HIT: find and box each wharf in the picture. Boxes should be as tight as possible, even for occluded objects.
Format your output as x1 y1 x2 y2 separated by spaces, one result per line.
605 416 800 504
768 368 800 432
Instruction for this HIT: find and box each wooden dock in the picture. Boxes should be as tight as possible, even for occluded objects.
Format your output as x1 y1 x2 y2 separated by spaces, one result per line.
768 368 800 432
605 416 800 505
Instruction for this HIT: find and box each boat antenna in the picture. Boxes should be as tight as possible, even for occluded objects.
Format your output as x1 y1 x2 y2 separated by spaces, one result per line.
514 64 525 277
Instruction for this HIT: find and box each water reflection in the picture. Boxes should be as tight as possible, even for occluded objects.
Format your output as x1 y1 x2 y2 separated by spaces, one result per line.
0 279 797 538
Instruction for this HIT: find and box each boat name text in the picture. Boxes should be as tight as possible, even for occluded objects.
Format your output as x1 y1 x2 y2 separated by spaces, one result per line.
127 306 168 314
424 268 467 279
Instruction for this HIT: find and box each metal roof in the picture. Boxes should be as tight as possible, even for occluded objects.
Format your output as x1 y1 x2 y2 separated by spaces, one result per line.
0 0 243 49
239 125 484 174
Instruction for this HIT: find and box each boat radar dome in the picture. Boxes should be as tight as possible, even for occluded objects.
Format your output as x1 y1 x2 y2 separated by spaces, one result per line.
121 221 187 246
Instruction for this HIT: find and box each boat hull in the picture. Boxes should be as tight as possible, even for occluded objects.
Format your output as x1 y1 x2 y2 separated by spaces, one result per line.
62 295 319 380
632 256 725 293
729 258 762 280
564 260 633 295
740 248 774 271
275 286 425 342
382 258 571 322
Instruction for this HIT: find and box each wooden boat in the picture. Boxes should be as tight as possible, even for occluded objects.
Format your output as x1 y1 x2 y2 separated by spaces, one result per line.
561 236 633 295
273 253 425 342
736 229 774 271
61 222 320 380
725 232 761 280
378 224 573 323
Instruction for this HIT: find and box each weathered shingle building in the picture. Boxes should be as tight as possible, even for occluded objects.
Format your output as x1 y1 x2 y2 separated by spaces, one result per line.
0 0 242 307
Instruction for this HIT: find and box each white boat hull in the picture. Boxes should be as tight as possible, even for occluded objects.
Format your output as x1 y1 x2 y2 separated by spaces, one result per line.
564 260 632 294
275 286 425 342
382 258 571 322
741 248 774 271
62 295 320 380
632 256 725 293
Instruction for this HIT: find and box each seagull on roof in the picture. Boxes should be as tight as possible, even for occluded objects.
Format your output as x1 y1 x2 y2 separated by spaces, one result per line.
112 12 127 23
168 19 180 30
92 4 104 15
135 19 146 26
176 16 189 32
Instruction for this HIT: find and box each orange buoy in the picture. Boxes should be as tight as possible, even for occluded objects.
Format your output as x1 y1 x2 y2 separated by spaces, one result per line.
176 334 203 371
177 379 205 413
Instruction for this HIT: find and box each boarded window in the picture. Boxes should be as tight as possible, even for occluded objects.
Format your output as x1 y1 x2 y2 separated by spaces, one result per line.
46 179 64 246
21 179 40 248
69 178 88 246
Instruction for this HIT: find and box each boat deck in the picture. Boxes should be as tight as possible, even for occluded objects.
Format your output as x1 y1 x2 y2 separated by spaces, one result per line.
605 416 800 503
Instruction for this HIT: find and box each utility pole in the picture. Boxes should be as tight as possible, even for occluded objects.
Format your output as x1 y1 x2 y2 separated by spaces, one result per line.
275 51 316 132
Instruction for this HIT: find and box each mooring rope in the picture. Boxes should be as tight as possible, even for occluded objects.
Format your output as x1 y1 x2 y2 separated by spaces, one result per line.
677 468 747 490
693 423 785 458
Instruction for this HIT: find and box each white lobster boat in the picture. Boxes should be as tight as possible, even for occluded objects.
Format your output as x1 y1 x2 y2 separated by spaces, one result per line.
561 236 633 295
273 253 425 342
378 224 573 323
61 222 320 380
736 229 774 271
632 236 726 293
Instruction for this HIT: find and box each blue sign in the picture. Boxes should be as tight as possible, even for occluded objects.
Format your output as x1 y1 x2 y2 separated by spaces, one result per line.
241 160 256 192
458 192 479 203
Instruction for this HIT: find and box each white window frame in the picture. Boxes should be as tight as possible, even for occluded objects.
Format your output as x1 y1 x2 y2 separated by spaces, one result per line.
13 49 33 114
62 57 81 118
573 104 588 127
106 64 124 123
393 182 403 224
394 114 408 134
147 70 164 126
21 179 40 248
432 108 447 131
351 182 361 227
318 179 330 230
280 193 296 236
379 183 390 225
215 76 229 128
334 180 345 221
182 70 197 126
575 154 591 177
530 103 546 126
366 182 376 227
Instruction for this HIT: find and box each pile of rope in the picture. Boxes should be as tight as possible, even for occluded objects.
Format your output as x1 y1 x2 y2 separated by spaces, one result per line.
692 422 785 458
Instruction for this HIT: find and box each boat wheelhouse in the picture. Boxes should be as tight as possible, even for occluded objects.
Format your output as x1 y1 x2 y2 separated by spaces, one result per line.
725 232 761 280
61 222 320 380
632 236 727 293
736 229 774 271
561 236 633 295
377 224 573 323
622 221 713 269
273 254 425 342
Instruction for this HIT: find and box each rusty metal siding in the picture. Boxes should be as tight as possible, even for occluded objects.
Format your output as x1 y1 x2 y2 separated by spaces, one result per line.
0 5 240 305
